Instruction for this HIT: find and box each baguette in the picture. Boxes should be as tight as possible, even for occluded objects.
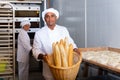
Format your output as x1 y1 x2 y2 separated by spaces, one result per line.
64 37 69 62
52 42 56 65
59 43 68 67
51 37 74 67
68 44 73 67
54 42 61 67
60 39 64 46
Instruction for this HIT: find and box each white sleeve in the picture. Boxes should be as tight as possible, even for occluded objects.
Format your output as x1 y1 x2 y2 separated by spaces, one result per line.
32 32 44 61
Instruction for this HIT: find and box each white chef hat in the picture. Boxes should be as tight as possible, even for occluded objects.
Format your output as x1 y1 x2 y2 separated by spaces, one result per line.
42 8 59 23
20 18 31 28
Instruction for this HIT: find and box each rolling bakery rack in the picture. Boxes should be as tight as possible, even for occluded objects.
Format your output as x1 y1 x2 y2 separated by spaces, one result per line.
0 2 15 80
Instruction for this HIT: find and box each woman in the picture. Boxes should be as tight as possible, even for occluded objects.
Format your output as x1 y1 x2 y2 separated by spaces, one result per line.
17 19 32 80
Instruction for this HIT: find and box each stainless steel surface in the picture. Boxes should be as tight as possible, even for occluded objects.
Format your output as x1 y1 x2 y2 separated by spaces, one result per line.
51 0 85 47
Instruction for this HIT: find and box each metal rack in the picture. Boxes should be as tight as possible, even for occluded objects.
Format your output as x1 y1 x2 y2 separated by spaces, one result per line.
0 2 15 80
13 2 41 33
9 0 44 33
10 0 45 72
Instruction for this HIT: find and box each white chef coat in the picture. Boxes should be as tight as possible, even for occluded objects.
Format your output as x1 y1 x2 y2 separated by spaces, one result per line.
17 29 32 63
32 25 77 80
17 29 32 80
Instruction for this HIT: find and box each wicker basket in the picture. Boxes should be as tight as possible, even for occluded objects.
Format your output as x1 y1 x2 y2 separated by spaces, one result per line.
46 52 82 80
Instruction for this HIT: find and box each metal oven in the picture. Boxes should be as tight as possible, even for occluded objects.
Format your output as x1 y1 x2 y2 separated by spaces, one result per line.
10 1 45 33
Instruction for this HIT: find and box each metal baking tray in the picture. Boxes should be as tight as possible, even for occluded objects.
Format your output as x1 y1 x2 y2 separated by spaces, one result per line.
79 47 120 74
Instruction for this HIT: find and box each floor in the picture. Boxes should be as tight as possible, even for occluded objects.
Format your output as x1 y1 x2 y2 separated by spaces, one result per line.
15 72 45 80
15 72 85 80
14 57 120 80
15 68 116 80
15 71 118 80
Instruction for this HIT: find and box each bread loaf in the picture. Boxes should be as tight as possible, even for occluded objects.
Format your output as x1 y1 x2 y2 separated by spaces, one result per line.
59 43 68 67
68 44 73 67
52 42 56 65
54 42 61 67
50 37 74 67
64 37 69 62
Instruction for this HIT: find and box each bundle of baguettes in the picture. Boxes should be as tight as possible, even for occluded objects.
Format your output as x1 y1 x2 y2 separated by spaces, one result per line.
49 37 74 67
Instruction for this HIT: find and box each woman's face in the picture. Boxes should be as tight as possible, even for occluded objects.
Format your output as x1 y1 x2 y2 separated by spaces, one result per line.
23 24 30 31
45 12 57 29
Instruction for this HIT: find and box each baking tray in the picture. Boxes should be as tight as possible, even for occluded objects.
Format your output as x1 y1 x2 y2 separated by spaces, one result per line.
78 47 120 74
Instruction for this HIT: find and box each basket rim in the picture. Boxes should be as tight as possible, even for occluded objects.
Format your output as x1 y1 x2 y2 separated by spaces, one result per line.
47 52 82 69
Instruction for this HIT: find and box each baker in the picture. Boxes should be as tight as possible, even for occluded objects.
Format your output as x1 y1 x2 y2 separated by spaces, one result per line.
32 8 79 80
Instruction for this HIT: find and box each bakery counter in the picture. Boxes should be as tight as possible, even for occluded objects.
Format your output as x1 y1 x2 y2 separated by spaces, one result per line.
78 47 120 77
